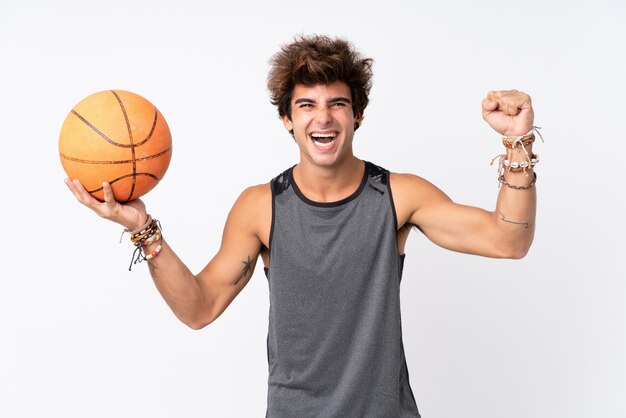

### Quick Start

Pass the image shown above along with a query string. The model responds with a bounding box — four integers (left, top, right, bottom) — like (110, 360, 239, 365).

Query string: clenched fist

(482, 90, 534, 137)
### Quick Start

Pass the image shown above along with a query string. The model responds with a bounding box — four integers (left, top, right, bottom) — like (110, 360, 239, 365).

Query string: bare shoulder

(228, 182, 272, 247)
(389, 172, 449, 201)
(390, 172, 433, 192)
(231, 182, 271, 219)
(389, 172, 452, 228)
(237, 182, 272, 205)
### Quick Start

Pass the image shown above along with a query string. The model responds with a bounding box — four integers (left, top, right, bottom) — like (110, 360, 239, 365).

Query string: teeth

(311, 133, 336, 138)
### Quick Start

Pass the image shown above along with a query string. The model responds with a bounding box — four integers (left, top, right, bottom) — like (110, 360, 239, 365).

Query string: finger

(70, 178, 100, 209)
(505, 100, 518, 116)
(481, 98, 498, 120)
(487, 91, 501, 101)
(64, 178, 84, 201)
(493, 95, 520, 116)
(481, 98, 498, 112)
(491, 89, 518, 97)
(512, 92, 532, 109)
(102, 182, 117, 208)
(65, 178, 86, 201)
(493, 90, 532, 114)
(502, 96, 531, 116)
(64, 178, 75, 192)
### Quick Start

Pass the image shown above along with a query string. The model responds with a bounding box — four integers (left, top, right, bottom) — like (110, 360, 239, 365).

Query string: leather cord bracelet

(120, 216, 163, 271)
(498, 172, 537, 190)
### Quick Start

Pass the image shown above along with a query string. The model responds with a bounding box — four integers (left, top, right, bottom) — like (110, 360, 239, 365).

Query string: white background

(1, 1, 625, 417)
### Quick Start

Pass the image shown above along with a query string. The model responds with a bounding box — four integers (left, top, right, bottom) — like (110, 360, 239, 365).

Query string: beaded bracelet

(493, 126, 543, 189)
(124, 217, 163, 271)
(491, 153, 538, 176)
(144, 244, 163, 260)
(503, 154, 539, 173)
(143, 231, 161, 246)
(498, 172, 537, 190)
(119, 214, 153, 243)
(131, 223, 159, 244)
(131, 218, 160, 242)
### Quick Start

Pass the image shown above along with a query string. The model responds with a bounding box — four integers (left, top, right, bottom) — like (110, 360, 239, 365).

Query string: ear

(282, 114, 293, 132)
(354, 111, 364, 131)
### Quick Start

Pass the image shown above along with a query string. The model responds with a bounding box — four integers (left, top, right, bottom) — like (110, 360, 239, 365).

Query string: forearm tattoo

(497, 209, 533, 229)
(234, 255, 254, 285)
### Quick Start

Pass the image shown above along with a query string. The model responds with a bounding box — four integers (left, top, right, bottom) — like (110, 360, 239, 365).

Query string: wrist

(490, 125, 543, 190)
(127, 214, 151, 234)
(124, 216, 163, 270)
(507, 144, 533, 159)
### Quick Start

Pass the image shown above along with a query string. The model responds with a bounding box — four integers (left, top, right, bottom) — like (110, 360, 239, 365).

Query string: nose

(314, 107, 333, 125)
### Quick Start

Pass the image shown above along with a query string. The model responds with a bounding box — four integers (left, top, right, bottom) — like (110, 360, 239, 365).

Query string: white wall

(1, 0, 624, 417)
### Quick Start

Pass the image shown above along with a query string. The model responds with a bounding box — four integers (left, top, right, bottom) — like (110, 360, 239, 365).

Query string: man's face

(283, 81, 362, 168)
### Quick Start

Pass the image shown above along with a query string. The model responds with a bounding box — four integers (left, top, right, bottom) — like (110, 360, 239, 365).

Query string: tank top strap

(270, 166, 292, 198)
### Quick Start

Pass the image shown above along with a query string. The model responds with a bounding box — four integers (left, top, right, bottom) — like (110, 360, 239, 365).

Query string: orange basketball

(59, 90, 172, 202)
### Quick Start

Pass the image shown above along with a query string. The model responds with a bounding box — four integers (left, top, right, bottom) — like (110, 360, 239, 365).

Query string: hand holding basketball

(65, 178, 148, 230)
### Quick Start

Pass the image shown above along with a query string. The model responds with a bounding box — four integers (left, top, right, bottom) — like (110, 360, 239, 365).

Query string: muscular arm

(391, 162, 535, 259)
(391, 89, 537, 259)
(143, 184, 271, 329)
(65, 178, 271, 329)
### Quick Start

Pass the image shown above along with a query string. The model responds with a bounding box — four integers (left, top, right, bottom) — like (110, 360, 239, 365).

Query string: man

(65, 35, 538, 417)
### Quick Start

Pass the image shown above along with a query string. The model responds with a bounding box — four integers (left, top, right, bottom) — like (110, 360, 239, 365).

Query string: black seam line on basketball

(87, 172, 161, 193)
(70, 108, 158, 148)
(111, 91, 136, 201)
(132, 109, 158, 147)
(71, 110, 134, 148)
(59, 147, 172, 164)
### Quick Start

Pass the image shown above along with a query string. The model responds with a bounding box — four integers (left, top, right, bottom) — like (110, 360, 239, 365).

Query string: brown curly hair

(267, 35, 374, 123)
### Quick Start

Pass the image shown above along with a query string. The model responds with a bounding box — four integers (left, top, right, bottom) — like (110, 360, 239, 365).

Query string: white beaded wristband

(503, 155, 540, 170)
(145, 244, 163, 260)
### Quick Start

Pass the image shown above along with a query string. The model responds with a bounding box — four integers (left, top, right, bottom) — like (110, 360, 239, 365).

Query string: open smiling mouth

(310, 132, 337, 148)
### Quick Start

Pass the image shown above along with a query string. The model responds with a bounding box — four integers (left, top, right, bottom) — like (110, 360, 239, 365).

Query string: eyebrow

(294, 97, 352, 105)
(329, 97, 352, 104)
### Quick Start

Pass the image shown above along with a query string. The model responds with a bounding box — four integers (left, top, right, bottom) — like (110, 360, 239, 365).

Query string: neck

(293, 156, 364, 203)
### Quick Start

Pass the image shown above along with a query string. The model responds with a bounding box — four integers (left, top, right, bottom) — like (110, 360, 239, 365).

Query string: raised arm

(65, 179, 270, 329)
(392, 90, 537, 259)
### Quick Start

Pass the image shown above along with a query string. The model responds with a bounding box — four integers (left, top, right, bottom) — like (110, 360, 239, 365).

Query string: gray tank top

(265, 161, 420, 417)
